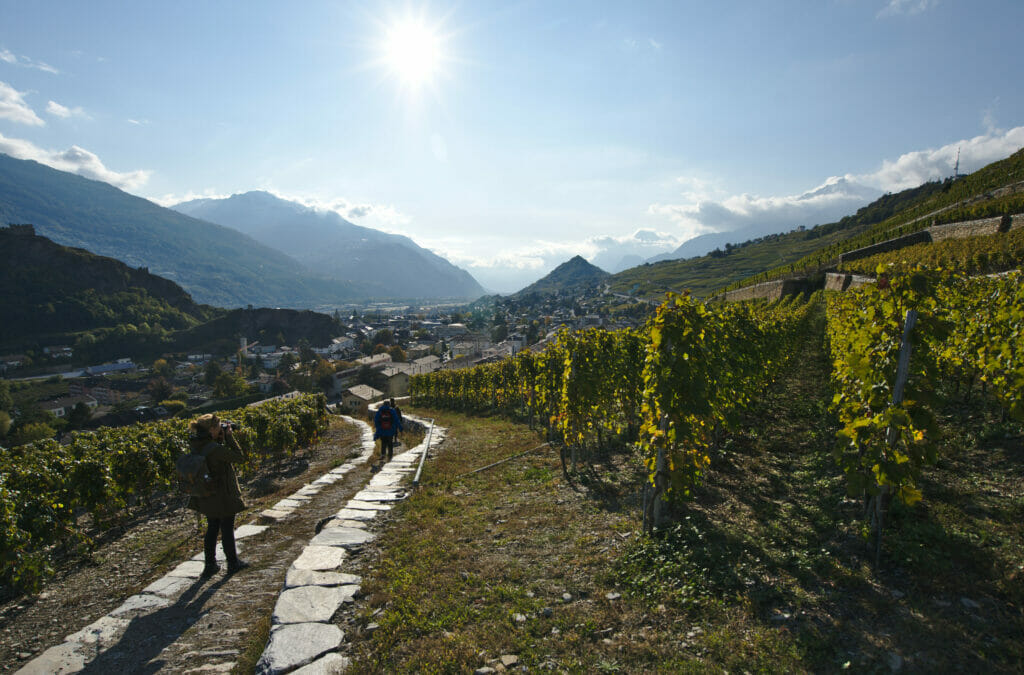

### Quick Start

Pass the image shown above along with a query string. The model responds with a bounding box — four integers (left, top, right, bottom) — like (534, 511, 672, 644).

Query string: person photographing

(187, 413, 250, 577)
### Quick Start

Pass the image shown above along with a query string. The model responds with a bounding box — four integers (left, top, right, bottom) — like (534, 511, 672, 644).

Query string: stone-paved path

(255, 415, 445, 674)
(14, 410, 444, 675)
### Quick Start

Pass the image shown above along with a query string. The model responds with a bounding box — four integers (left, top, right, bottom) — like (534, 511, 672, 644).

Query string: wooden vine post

(872, 308, 918, 568)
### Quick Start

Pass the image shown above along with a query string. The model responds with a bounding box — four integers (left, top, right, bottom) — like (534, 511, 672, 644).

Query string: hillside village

(0, 284, 655, 442)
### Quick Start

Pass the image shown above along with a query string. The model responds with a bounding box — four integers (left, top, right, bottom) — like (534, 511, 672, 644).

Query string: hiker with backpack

(373, 399, 403, 463)
(185, 413, 250, 577)
(389, 397, 404, 430)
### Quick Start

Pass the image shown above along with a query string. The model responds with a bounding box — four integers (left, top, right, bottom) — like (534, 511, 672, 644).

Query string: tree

(0, 411, 11, 437)
(152, 358, 174, 377)
(356, 365, 386, 391)
(372, 329, 394, 346)
(9, 421, 56, 447)
(0, 380, 11, 412)
(278, 353, 299, 372)
(526, 322, 540, 345)
(67, 401, 93, 428)
(387, 345, 407, 363)
(204, 360, 222, 386)
(213, 372, 248, 399)
(147, 376, 174, 403)
(298, 339, 316, 364)
(313, 358, 336, 393)
(491, 324, 508, 343)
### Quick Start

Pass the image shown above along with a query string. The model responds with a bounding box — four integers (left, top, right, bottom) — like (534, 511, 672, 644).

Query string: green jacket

(187, 433, 246, 518)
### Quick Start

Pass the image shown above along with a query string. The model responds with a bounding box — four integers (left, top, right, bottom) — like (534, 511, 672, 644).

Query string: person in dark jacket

(373, 399, 403, 463)
(188, 413, 249, 577)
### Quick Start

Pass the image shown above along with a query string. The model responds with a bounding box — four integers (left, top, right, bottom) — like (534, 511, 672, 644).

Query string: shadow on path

(81, 574, 230, 674)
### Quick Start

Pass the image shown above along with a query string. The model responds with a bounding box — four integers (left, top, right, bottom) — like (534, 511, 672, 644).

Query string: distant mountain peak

(514, 255, 609, 297)
(172, 191, 485, 300)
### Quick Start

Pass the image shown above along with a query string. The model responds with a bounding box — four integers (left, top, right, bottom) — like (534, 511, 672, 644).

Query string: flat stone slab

(312, 474, 342, 485)
(234, 524, 269, 540)
(309, 527, 375, 548)
(14, 641, 87, 674)
(369, 474, 406, 486)
(260, 509, 293, 521)
(290, 653, 351, 674)
(330, 464, 358, 475)
(292, 545, 347, 571)
(65, 615, 130, 647)
(285, 569, 361, 589)
(295, 485, 322, 496)
(168, 560, 208, 578)
(333, 508, 378, 521)
(109, 593, 171, 617)
(324, 519, 368, 530)
(344, 500, 391, 511)
(256, 623, 343, 675)
(353, 490, 406, 502)
(273, 498, 304, 510)
(272, 585, 358, 624)
(142, 574, 193, 598)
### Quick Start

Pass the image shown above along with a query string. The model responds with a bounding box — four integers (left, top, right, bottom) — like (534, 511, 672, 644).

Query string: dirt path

(1, 415, 390, 674)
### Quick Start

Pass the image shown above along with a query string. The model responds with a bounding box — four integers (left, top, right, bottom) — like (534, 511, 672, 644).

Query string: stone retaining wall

(838, 230, 931, 265)
(719, 278, 807, 302)
(824, 273, 875, 292)
(927, 215, 1008, 242)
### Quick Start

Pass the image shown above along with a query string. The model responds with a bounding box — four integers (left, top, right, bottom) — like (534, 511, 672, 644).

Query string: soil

(0, 417, 380, 673)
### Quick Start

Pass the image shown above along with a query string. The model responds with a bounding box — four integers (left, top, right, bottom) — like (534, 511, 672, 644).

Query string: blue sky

(2, 1, 1023, 292)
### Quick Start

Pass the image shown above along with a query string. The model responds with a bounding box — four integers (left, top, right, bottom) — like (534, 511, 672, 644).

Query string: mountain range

(172, 191, 485, 301)
(0, 153, 483, 307)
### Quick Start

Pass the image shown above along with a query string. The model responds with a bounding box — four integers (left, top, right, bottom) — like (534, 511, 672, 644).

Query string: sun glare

(382, 18, 443, 88)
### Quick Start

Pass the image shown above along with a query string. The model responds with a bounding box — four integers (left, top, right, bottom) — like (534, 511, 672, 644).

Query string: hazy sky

(2, 1, 1023, 292)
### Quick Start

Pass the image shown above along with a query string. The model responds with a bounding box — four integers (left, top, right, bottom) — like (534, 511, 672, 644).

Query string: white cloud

(0, 133, 151, 190)
(152, 187, 413, 234)
(0, 81, 44, 126)
(588, 229, 680, 272)
(855, 126, 1024, 192)
(877, 0, 939, 18)
(281, 193, 412, 229)
(0, 48, 58, 74)
(650, 126, 1024, 245)
(151, 189, 233, 207)
(46, 100, 87, 119)
(650, 175, 882, 240)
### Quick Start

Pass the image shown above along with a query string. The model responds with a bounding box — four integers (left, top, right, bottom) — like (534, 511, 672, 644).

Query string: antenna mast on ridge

(953, 147, 961, 179)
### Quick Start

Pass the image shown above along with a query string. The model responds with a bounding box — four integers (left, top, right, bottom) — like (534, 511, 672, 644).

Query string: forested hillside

(0, 225, 220, 349)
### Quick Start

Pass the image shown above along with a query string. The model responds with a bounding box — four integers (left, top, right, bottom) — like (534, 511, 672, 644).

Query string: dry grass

(340, 336, 1024, 673)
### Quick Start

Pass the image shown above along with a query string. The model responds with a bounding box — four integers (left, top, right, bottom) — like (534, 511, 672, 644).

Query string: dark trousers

(204, 514, 238, 565)
(380, 435, 395, 461)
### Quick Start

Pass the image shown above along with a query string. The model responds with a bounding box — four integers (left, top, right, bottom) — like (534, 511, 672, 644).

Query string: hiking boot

(200, 563, 220, 578)
(226, 559, 250, 575)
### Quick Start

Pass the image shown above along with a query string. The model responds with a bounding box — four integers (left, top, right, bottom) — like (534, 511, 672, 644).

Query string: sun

(381, 17, 444, 88)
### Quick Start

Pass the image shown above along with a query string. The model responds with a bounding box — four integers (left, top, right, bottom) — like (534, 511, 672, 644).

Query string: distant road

(7, 369, 86, 382)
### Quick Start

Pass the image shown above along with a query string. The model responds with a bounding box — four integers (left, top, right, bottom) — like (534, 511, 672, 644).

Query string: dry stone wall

(927, 215, 1008, 242)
